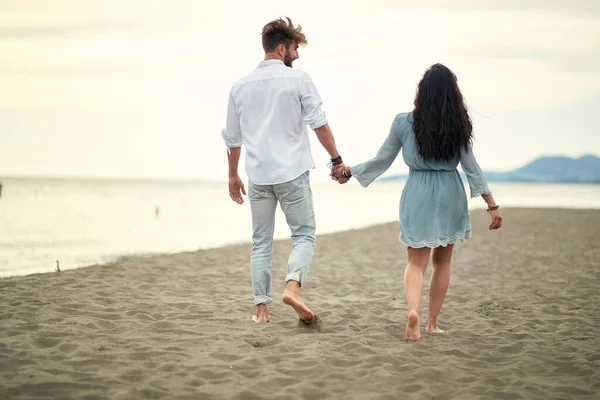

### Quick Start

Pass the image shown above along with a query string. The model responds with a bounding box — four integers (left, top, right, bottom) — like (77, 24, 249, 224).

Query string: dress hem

(399, 230, 471, 248)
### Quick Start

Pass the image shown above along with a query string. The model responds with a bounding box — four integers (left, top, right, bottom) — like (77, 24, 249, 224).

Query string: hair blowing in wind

(412, 64, 473, 162)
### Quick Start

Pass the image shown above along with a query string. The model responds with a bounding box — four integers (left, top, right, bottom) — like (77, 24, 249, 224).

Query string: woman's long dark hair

(412, 63, 473, 162)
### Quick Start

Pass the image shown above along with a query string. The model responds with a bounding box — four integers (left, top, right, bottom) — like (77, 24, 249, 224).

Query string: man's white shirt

(223, 59, 327, 185)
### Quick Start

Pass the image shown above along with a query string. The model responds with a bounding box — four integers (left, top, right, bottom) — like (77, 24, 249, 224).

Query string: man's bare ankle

(285, 280, 301, 292)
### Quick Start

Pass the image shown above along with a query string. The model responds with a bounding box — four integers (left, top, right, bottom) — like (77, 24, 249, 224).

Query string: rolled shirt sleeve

(223, 92, 243, 153)
(300, 72, 328, 130)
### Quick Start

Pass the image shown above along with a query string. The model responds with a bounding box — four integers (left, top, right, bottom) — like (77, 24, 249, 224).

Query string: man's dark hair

(262, 17, 307, 52)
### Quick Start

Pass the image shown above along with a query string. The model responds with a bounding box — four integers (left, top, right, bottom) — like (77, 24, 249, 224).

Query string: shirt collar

(257, 59, 284, 68)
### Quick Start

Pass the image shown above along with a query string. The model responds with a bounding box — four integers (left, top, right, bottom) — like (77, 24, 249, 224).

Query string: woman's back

(394, 112, 461, 172)
(341, 62, 502, 342)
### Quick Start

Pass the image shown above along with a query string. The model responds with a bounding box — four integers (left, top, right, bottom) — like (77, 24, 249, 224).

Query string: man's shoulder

(231, 71, 254, 90)
(285, 66, 309, 76)
(289, 68, 311, 80)
(232, 64, 307, 89)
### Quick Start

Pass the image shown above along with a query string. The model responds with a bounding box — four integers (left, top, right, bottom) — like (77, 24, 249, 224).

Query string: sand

(1, 208, 599, 399)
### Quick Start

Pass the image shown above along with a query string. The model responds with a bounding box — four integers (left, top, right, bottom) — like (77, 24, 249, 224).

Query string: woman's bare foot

(252, 305, 269, 324)
(404, 310, 421, 342)
(282, 281, 318, 325)
(425, 315, 445, 333)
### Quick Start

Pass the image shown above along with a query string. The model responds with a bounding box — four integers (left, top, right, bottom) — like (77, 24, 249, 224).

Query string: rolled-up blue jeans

(248, 171, 316, 305)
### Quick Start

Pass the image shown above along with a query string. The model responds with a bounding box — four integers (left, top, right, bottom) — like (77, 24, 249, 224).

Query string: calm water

(1, 177, 599, 278)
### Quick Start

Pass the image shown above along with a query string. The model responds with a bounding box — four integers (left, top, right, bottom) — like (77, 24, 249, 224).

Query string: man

(222, 17, 346, 324)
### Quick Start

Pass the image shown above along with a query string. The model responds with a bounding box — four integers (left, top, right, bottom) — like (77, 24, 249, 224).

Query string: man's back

(225, 60, 326, 185)
(223, 17, 343, 326)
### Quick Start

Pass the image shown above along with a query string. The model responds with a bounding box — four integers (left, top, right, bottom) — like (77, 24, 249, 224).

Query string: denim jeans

(248, 171, 316, 305)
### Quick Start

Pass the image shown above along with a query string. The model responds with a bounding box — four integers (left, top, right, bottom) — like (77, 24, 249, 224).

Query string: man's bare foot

(404, 310, 421, 342)
(282, 281, 318, 325)
(252, 305, 269, 324)
(425, 327, 445, 333)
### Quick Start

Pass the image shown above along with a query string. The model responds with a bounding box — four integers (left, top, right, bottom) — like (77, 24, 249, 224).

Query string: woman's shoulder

(392, 112, 413, 125)
(391, 112, 413, 137)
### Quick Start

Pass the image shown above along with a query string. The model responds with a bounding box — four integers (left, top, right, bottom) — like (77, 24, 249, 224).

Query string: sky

(0, 0, 598, 181)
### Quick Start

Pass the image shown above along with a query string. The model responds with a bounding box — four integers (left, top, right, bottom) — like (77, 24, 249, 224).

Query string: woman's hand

(488, 209, 503, 230)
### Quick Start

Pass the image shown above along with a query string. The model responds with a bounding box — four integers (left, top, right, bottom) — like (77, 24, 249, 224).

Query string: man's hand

(229, 175, 246, 204)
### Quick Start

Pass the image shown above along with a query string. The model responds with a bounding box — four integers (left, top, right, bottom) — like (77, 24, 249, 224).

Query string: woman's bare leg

(427, 244, 454, 332)
(404, 247, 431, 341)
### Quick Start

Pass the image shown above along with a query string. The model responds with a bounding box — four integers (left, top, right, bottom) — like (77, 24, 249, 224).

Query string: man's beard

(284, 53, 294, 67)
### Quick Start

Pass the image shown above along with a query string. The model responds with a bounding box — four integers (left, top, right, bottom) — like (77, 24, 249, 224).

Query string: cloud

(0, 0, 598, 179)
(0, 23, 132, 39)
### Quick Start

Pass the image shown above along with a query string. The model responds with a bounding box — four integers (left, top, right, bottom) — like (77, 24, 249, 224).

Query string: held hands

(330, 163, 350, 184)
(328, 155, 350, 184)
(228, 175, 246, 204)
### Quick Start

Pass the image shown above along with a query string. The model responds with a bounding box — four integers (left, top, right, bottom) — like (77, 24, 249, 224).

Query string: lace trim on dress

(471, 186, 492, 198)
(399, 230, 472, 248)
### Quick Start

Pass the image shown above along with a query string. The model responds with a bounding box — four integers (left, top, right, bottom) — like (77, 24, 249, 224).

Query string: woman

(334, 63, 503, 342)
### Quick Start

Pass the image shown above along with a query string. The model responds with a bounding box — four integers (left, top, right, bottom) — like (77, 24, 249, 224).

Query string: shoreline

(3, 205, 600, 281)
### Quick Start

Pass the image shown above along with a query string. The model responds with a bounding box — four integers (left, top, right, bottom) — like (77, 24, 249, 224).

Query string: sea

(1, 177, 599, 278)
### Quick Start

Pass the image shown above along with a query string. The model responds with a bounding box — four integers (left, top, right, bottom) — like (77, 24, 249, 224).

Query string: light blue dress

(350, 112, 492, 248)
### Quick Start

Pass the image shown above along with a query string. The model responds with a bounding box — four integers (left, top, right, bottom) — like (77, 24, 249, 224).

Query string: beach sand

(1, 208, 599, 399)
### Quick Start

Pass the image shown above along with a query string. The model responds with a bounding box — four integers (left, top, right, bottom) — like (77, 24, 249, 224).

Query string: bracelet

(487, 205, 500, 212)
(330, 155, 343, 166)
(342, 167, 352, 178)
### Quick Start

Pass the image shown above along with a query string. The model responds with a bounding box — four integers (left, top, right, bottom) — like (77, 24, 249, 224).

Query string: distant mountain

(507, 155, 600, 182)
(380, 154, 600, 183)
